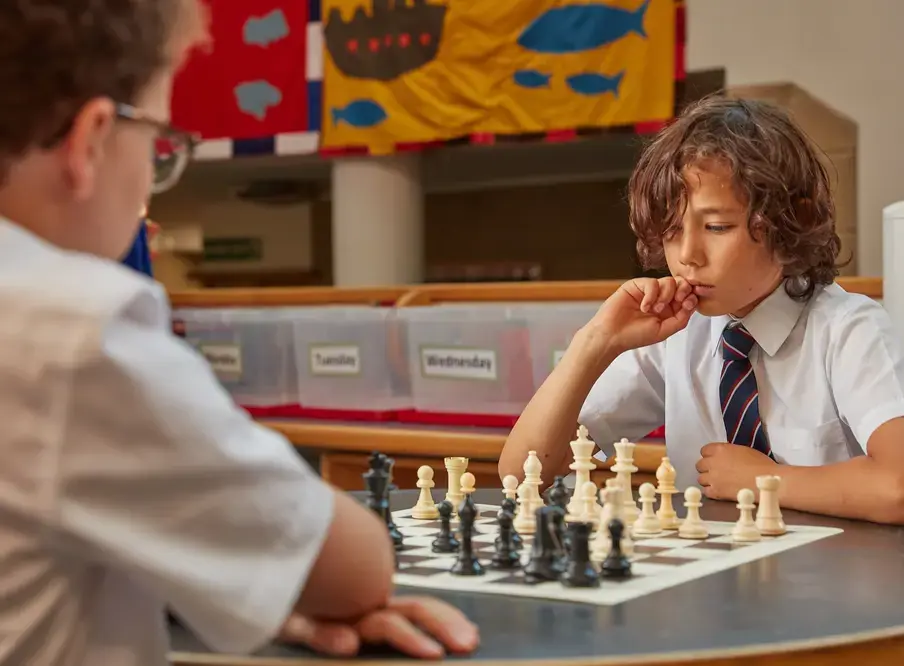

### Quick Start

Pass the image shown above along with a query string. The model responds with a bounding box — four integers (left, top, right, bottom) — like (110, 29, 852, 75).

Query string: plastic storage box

(172, 307, 298, 415)
(290, 306, 411, 421)
(519, 301, 600, 389)
(398, 303, 535, 426)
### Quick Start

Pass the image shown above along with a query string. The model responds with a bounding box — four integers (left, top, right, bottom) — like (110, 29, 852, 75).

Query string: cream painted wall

(686, 0, 904, 276)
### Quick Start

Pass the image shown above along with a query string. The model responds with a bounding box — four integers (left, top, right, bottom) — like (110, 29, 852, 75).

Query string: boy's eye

(706, 224, 733, 233)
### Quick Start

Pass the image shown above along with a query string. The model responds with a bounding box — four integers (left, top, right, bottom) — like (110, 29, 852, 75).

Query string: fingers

(635, 279, 660, 313)
(386, 597, 480, 654)
(279, 614, 360, 657)
(695, 457, 710, 473)
(674, 276, 694, 303)
(356, 609, 446, 660)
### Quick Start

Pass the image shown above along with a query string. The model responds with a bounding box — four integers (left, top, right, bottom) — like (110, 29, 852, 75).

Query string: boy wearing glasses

(0, 1, 477, 664)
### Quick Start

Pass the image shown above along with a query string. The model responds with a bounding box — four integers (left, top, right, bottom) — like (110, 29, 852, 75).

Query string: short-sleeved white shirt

(0, 220, 334, 665)
(579, 280, 904, 489)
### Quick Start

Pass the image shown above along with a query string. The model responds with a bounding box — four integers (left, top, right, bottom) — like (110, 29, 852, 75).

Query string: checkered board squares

(392, 504, 843, 606)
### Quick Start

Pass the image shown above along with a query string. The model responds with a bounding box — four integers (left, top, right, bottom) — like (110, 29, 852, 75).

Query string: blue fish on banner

(518, 0, 650, 54)
(513, 69, 553, 89)
(331, 99, 388, 128)
(566, 71, 625, 96)
(234, 80, 283, 120)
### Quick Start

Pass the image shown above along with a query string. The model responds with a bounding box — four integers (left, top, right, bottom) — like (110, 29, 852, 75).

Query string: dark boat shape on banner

(325, 0, 448, 81)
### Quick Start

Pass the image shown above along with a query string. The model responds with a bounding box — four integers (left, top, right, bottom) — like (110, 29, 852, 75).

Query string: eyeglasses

(116, 103, 198, 194)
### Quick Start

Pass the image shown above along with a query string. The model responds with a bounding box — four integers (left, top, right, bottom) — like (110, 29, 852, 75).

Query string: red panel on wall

(171, 0, 309, 140)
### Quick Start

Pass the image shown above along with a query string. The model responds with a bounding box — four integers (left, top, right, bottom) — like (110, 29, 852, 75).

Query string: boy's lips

(684, 279, 715, 296)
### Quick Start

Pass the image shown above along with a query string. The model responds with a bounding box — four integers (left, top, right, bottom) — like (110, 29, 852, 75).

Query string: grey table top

(169, 488, 904, 665)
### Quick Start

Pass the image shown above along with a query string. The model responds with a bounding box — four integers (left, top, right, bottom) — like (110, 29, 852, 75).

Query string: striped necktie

(719, 322, 774, 459)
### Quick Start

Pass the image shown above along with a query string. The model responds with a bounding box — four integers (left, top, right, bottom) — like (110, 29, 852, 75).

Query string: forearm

(499, 327, 618, 485)
(293, 490, 395, 620)
(777, 457, 904, 524)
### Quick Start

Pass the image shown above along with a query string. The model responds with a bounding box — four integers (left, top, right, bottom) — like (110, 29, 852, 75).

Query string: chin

(693, 298, 730, 317)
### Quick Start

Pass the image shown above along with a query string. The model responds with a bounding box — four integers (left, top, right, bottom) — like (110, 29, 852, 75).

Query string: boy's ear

(60, 97, 116, 201)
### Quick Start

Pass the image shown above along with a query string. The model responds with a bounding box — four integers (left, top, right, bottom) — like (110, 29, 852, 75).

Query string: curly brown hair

(627, 94, 846, 300)
(0, 0, 205, 180)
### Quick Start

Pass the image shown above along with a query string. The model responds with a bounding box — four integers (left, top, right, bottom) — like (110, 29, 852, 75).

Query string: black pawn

(499, 497, 523, 550)
(450, 495, 484, 576)
(431, 500, 459, 553)
(601, 518, 632, 579)
(490, 505, 521, 570)
(546, 476, 570, 510)
(560, 522, 599, 588)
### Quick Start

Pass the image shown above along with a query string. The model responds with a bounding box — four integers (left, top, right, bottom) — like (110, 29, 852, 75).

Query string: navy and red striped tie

(719, 322, 774, 459)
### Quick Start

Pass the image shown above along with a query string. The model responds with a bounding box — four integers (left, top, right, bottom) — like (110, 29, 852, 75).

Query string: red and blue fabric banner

(171, 0, 320, 144)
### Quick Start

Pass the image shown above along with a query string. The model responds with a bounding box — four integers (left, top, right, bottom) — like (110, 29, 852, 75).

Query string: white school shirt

(0, 220, 334, 666)
(579, 281, 904, 490)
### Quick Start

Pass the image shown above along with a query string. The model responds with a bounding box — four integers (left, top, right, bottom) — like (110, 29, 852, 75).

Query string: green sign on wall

(203, 237, 263, 262)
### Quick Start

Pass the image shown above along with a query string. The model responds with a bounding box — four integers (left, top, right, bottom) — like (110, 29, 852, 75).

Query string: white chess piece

(591, 486, 613, 562)
(411, 465, 439, 519)
(513, 482, 536, 534)
(611, 438, 640, 524)
(566, 426, 596, 515)
(515, 450, 545, 527)
(459, 472, 477, 518)
(577, 480, 599, 526)
(655, 456, 680, 529)
(633, 482, 662, 536)
(678, 486, 708, 539)
(444, 456, 468, 516)
(755, 475, 786, 535)
(732, 488, 761, 542)
(502, 475, 519, 501)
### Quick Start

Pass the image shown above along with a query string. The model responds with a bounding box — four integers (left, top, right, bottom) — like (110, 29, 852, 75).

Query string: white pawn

(678, 486, 708, 539)
(732, 488, 761, 542)
(577, 480, 599, 526)
(412, 465, 439, 519)
(633, 482, 662, 536)
(502, 475, 519, 501)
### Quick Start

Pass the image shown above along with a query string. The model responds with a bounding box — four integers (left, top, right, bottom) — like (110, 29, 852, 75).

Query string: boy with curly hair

(501, 96, 904, 525)
(0, 1, 477, 664)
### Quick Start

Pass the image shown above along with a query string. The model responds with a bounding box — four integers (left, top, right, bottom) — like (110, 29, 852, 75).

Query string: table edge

(169, 623, 904, 666)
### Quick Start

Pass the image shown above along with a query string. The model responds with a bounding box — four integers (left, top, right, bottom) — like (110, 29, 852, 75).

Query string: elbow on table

(875, 475, 904, 525)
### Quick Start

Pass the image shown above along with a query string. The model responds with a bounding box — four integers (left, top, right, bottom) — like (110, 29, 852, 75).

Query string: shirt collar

(710, 281, 809, 357)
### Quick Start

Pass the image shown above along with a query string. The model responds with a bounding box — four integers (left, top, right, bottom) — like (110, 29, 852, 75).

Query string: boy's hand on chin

(586, 277, 699, 356)
(695, 443, 777, 501)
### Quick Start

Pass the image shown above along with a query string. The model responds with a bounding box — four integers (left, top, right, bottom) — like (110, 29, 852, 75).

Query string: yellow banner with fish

(320, 0, 675, 154)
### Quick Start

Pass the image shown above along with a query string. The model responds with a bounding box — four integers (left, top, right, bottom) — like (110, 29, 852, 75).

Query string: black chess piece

(560, 521, 600, 588)
(499, 497, 523, 550)
(363, 451, 403, 550)
(523, 505, 567, 583)
(450, 494, 484, 576)
(489, 504, 521, 570)
(431, 500, 459, 553)
(546, 476, 570, 510)
(601, 518, 632, 579)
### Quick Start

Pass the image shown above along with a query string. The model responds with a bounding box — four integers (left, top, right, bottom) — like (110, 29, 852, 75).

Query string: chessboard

(392, 504, 842, 606)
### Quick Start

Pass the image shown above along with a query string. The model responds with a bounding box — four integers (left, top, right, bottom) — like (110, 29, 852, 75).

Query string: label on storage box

(420, 347, 497, 381)
(200, 344, 243, 377)
(309, 344, 361, 376)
